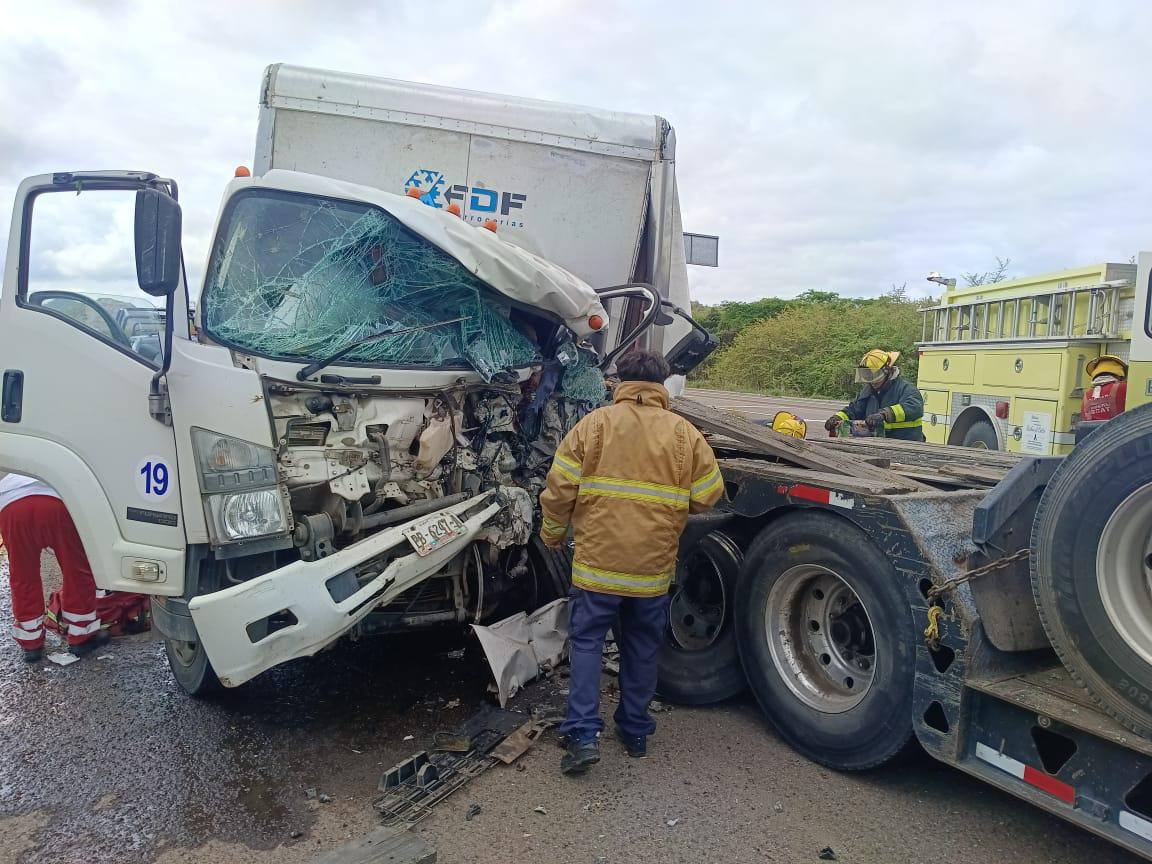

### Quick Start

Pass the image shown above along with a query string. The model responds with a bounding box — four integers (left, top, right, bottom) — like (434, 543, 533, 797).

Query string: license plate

(403, 511, 465, 557)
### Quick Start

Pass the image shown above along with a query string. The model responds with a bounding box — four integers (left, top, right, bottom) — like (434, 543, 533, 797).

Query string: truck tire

(527, 535, 572, 603)
(657, 530, 746, 705)
(1032, 403, 1152, 737)
(164, 635, 221, 697)
(735, 512, 917, 770)
(961, 417, 999, 450)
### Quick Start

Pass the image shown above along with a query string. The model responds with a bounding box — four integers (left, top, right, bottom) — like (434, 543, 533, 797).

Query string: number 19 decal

(135, 457, 173, 501)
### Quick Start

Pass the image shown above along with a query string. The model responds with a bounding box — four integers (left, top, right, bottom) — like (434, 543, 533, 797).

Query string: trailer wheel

(736, 512, 917, 770)
(657, 530, 746, 704)
(1032, 403, 1152, 737)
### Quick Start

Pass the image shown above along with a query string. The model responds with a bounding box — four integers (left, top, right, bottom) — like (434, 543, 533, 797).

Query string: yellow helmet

(855, 349, 900, 385)
(1085, 354, 1127, 380)
(771, 411, 807, 439)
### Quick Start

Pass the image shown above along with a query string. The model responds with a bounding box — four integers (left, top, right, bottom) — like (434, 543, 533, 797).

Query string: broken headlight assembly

(192, 428, 289, 546)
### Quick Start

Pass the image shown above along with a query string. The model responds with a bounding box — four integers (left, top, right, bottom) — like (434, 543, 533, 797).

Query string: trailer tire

(1032, 403, 1152, 738)
(736, 512, 917, 770)
(527, 535, 572, 602)
(657, 530, 746, 705)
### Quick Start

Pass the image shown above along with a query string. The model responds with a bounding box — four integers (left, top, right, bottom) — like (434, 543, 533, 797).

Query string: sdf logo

(403, 169, 528, 228)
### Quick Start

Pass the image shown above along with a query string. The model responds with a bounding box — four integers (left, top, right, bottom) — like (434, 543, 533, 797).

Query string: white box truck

(0, 64, 713, 693)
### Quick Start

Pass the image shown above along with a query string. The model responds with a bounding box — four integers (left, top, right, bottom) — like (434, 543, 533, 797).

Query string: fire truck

(916, 259, 1151, 452)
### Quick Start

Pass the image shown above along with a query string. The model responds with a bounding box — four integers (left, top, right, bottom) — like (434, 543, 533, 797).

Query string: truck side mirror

(134, 188, 182, 297)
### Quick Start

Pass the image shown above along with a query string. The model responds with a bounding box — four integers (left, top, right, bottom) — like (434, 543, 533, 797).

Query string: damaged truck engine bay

(193, 181, 626, 655)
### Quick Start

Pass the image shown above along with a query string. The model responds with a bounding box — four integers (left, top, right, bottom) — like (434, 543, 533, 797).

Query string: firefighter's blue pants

(559, 587, 669, 743)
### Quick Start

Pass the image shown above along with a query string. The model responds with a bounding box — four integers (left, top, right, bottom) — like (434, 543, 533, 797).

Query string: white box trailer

(255, 64, 698, 370)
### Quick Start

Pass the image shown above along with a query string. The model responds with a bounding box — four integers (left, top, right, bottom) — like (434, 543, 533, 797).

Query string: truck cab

(0, 68, 713, 693)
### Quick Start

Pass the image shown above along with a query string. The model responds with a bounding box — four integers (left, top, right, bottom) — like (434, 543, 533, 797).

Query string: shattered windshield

(201, 190, 540, 379)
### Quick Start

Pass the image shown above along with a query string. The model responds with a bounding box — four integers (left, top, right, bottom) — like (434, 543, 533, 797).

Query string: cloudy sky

(1, 0, 1149, 304)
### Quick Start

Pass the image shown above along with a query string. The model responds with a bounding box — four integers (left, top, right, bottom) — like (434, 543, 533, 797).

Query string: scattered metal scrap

(310, 825, 436, 864)
(374, 705, 551, 826)
(472, 598, 569, 706)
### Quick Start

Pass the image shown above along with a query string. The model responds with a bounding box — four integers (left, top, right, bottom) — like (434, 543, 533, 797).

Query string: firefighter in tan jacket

(540, 350, 723, 774)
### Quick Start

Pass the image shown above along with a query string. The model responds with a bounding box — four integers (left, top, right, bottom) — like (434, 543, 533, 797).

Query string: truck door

(0, 172, 187, 594)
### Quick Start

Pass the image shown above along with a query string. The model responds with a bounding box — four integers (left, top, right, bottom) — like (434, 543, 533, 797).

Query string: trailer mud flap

(189, 492, 502, 687)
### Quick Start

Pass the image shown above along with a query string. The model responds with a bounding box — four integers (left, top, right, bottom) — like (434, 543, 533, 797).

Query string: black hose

(359, 492, 471, 531)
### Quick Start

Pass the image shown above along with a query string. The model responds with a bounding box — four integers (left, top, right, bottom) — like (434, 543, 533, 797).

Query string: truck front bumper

(188, 492, 501, 687)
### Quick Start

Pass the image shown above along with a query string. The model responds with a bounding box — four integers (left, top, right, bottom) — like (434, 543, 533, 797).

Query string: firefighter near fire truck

(824, 349, 926, 441)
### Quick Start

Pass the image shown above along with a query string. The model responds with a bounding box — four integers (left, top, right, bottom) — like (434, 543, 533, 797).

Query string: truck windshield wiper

(295, 316, 471, 381)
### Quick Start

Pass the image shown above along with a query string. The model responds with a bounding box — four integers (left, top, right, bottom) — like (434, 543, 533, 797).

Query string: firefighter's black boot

(560, 737, 600, 775)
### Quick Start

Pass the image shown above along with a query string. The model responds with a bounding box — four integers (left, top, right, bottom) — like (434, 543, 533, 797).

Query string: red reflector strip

(975, 742, 1075, 804)
(1022, 765, 1075, 804)
(782, 484, 855, 510)
(787, 484, 830, 504)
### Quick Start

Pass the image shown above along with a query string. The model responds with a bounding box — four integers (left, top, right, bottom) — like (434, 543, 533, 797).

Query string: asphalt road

(0, 552, 1142, 864)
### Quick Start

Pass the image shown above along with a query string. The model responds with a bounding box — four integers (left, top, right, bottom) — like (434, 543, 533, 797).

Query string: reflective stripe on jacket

(837, 369, 925, 441)
(539, 380, 723, 597)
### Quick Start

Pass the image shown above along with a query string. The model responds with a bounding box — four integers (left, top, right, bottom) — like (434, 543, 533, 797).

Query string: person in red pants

(0, 473, 109, 662)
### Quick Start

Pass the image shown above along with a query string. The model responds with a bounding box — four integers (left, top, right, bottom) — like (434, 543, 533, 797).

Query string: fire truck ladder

(920, 280, 1131, 346)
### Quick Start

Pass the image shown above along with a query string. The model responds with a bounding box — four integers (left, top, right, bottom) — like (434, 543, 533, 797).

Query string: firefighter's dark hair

(615, 350, 670, 384)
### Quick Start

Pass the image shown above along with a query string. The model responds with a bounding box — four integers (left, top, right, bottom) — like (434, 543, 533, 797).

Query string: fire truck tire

(960, 417, 999, 450)
(735, 512, 917, 770)
(657, 531, 747, 705)
(1032, 403, 1152, 738)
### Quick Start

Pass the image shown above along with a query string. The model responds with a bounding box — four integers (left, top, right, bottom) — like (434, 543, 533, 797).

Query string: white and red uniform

(0, 474, 100, 650)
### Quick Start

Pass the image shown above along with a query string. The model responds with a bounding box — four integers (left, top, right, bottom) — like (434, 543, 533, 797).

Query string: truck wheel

(164, 636, 221, 697)
(1032, 403, 1152, 737)
(735, 512, 917, 770)
(961, 417, 999, 450)
(657, 530, 746, 704)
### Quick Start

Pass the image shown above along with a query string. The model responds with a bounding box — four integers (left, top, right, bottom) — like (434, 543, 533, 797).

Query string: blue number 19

(140, 461, 169, 496)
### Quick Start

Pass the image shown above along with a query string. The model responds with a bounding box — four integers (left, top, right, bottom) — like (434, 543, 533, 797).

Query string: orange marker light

(446, 203, 462, 217)
(588, 314, 605, 331)
(406, 187, 423, 199)
(234, 165, 251, 178)
(482, 219, 498, 232)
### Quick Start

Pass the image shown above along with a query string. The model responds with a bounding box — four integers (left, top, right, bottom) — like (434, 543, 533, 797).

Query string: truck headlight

(193, 428, 289, 545)
(207, 489, 288, 541)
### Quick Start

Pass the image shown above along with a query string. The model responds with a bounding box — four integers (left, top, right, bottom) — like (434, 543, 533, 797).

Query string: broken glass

(202, 191, 540, 380)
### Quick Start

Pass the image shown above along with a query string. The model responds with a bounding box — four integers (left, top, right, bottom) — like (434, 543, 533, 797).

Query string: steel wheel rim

(1097, 484, 1152, 666)
(669, 533, 738, 651)
(765, 564, 877, 713)
(169, 640, 200, 668)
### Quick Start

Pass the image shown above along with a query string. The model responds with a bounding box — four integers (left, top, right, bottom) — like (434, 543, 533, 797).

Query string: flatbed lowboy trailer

(663, 398, 1152, 859)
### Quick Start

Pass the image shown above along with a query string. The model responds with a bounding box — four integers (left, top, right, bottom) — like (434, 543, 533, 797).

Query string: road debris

(491, 720, 548, 764)
(774, 802, 785, 814)
(533, 805, 547, 815)
(47, 652, 79, 666)
(319, 793, 333, 804)
(819, 847, 838, 860)
(311, 825, 436, 864)
(666, 817, 680, 827)
(444, 698, 462, 709)
(96, 654, 113, 661)
(472, 598, 569, 706)
(305, 787, 318, 800)
(374, 705, 527, 826)
(465, 803, 482, 821)
(433, 732, 472, 753)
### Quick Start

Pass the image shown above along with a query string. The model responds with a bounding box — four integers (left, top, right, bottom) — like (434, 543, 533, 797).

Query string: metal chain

(927, 548, 1031, 600)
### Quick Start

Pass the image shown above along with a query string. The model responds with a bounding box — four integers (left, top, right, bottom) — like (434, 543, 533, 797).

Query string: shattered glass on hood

(203, 193, 540, 380)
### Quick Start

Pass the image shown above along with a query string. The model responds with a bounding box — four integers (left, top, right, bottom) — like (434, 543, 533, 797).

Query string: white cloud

(1, 0, 1150, 307)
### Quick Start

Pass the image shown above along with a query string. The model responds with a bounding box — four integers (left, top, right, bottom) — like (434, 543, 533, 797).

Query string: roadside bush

(704, 297, 923, 400)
